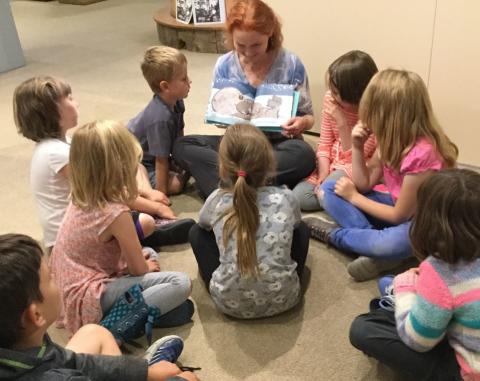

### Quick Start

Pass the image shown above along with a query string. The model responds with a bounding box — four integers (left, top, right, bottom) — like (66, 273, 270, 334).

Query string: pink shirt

(50, 202, 129, 333)
(383, 138, 444, 201)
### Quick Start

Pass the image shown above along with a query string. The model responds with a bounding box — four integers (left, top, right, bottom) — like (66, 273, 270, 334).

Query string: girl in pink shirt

(304, 69, 458, 281)
(292, 50, 377, 211)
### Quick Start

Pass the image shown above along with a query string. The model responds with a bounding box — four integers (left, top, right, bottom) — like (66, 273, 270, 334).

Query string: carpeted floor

(0, 1, 409, 380)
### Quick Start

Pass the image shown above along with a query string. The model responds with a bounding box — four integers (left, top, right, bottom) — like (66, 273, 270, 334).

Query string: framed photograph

(193, 0, 226, 25)
(176, 0, 193, 24)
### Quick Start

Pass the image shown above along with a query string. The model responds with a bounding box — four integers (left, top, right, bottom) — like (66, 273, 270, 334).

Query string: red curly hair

(225, 0, 283, 52)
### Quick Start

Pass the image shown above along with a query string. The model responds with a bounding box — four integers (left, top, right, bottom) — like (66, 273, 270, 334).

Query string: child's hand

(325, 99, 348, 128)
(351, 121, 371, 149)
(157, 204, 177, 220)
(334, 177, 358, 201)
(147, 361, 183, 381)
(149, 189, 171, 206)
(147, 258, 160, 272)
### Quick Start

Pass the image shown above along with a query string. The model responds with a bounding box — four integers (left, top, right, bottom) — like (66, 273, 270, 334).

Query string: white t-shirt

(30, 138, 70, 248)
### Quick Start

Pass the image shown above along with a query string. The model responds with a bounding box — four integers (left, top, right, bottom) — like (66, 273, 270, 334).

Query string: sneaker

(154, 218, 176, 228)
(347, 256, 404, 282)
(302, 216, 336, 244)
(142, 218, 196, 247)
(144, 335, 184, 366)
(377, 275, 395, 297)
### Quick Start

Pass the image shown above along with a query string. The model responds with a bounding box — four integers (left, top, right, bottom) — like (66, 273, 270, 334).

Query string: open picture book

(205, 78, 300, 132)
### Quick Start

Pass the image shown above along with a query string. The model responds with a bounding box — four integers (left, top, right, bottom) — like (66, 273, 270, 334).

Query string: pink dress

(50, 202, 129, 333)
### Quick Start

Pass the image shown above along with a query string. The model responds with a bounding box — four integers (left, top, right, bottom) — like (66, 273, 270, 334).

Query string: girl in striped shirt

(350, 169, 480, 381)
(292, 50, 378, 211)
(305, 69, 458, 281)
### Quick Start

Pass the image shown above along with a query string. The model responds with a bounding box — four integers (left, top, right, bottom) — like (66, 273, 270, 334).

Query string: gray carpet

(0, 1, 409, 380)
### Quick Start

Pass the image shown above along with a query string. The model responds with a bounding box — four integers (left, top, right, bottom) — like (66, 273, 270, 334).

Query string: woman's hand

(334, 177, 358, 201)
(351, 121, 372, 150)
(281, 115, 313, 138)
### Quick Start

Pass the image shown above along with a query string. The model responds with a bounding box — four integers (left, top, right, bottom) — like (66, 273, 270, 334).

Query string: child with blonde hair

(189, 124, 309, 319)
(50, 121, 193, 333)
(293, 50, 378, 211)
(350, 169, 480, 381)
(128, 46, 191, 198)
(14, 76, 192, 252)
(304, 69, 458, 281)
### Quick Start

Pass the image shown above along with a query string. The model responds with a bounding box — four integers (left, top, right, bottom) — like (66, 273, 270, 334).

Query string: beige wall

(265, 0, 479, 166)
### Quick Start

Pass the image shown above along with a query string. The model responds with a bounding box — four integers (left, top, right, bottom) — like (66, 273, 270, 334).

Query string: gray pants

(292, 169, 346, 211)
(100, 251, 191, 315)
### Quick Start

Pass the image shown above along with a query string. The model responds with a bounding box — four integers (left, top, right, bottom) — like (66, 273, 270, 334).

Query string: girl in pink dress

(50, 120, 192, 333)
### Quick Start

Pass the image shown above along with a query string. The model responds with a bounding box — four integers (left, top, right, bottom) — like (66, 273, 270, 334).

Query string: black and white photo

(176, 0, 193, 24)
(193, 0, 226, 25)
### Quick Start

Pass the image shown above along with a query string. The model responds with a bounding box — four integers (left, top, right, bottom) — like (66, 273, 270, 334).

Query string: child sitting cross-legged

(350, 169, 480, 381)
(0, 233, 198, 381)
(128, 46, 191, 198)
(50, 120, 193, 335)
(189, 124, 309, 319)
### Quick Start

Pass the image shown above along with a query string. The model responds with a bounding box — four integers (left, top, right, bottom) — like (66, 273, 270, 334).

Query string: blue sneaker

(377, 275, 395, 297)
(144, 335, 184, 366)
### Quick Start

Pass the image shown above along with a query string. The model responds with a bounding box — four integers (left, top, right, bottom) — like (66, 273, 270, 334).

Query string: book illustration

(252, 95, 283, 119)
(211, 87, 254, 119)
(193, 0, 226, 25)
(205, 79, 298, 131)
(176, 0, 193, 24)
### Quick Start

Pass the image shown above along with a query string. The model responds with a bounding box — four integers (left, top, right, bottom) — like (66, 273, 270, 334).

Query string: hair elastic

(237, 170, 247, 178)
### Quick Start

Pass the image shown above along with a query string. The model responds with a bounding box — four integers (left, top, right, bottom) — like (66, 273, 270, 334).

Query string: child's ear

(159, 80, 169, 93)
(23, 302, 47, 329)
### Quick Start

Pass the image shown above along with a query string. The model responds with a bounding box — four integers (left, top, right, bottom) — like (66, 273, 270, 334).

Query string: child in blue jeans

(304, 69, 458, 281)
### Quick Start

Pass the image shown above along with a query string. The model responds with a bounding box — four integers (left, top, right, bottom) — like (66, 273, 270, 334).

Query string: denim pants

(292, 169, 347, 211)
(321, 180, 412, 260)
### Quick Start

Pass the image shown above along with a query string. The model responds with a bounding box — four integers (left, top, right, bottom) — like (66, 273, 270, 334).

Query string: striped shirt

(394, 256, 480, 380)
(306, 92, 376, 184)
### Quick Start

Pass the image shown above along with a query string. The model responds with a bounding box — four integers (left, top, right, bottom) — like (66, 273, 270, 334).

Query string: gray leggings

(100, 251, 191, 315)
(292, 169, 347, 211)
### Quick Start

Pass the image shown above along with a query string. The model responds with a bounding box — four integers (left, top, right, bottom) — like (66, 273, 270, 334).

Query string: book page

(205, 78, 256, 125)
(250, 84, 295, 128)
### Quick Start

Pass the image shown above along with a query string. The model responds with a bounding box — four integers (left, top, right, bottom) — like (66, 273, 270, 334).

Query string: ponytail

(223, 174, 260, 277)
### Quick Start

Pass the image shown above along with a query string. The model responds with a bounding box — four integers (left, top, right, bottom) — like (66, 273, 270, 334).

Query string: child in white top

(14, 76, 77, 249)
(14, 76, 192, 251)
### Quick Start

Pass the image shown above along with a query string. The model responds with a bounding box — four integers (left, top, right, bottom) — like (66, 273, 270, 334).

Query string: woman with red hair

(173, 0, 316, 199)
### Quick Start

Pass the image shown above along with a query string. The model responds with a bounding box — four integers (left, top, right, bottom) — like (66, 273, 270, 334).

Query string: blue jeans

(321, 180, 412, 260)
